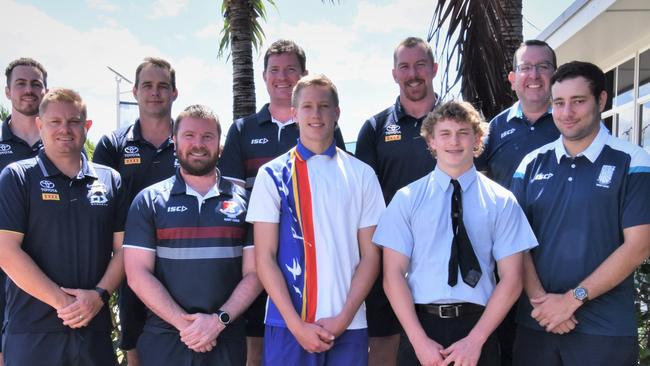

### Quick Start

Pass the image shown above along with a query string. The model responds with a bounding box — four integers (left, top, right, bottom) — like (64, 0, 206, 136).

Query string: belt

(415, 303, 484, 319)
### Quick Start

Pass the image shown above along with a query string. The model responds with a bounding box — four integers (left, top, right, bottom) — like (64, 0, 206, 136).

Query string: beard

(178, 149, 219, 176)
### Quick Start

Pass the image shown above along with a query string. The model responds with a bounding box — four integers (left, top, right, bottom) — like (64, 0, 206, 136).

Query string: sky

(0, 0, 572, 144)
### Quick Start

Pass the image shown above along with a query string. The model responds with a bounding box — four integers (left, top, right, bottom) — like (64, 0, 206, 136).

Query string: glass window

(640, 49, 650, 99)
(642, 102, 650, 153)
(617, 108, 634, 143)
(615, 58, 635, 107)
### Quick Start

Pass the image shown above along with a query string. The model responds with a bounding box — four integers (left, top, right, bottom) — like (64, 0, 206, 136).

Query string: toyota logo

(0, 144, 10, 152)
(124, 146, 139, 154)
(40, 180, 55, 189)
(385, 124, 400, 134)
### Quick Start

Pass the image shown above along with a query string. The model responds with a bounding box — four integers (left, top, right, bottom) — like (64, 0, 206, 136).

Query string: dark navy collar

(392, 95, 440, 123)
(36, 149, 97, 179)
(506, 101, 552, 123)
(296, 139, 337, 160)
(126, 119, 174, 145)
(256, 104, 273, 125)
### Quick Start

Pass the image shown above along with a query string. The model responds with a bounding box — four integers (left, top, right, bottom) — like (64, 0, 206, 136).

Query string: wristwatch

(216, 310, 231, 326)
(94, 286, 110, 304)
(572, 286, 589, 303)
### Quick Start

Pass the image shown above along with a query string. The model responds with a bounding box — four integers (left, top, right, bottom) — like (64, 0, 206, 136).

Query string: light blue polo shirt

(373, 165, 538, 306)
(512, 124, 650, 336)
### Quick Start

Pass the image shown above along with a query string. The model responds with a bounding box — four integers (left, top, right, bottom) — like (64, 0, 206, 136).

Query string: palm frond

(217, 0, 278, 60)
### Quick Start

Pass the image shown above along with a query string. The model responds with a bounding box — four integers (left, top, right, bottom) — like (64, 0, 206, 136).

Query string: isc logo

(251, 138, 269, 145)
(167, 206, 188, 213)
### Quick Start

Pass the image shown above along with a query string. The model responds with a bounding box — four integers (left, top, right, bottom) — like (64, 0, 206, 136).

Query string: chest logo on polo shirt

(167, 205, 188, 213)
(384, 124, 402, 142)
(87, 181, 109, 206)
(251, 138, 269, 145)
(532, 172, 553, 181)
(219, 200, 243, 222)
(0, 144, 12, 155)
(40, 180, 59, 201)
(123, 145, 141, 165)
(596, 165, 615, 188)
(500, 128, 516, 139)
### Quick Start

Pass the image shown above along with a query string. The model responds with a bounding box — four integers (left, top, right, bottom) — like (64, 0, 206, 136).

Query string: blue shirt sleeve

(492, 192, 538, 260)
(622, 151, 650, 229)
(354, 119, 378, 172)
(372, 188, 414, 258)
(0, 164, 28, 234)
(218, 122, 246, 182)
(92, 134, 119, 169)
(123, 189, 157, 250)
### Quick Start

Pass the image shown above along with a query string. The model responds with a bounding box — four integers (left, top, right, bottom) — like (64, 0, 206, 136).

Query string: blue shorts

(263, 325, 368, 366)
(513, 325, 638, 366)
(3, 330, 115, 366)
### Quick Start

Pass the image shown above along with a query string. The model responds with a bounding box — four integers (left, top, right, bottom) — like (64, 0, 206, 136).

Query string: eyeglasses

(515, 62, 555, 74)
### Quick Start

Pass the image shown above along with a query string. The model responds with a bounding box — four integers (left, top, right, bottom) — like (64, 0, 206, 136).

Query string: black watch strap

(94, 287, 110, 304)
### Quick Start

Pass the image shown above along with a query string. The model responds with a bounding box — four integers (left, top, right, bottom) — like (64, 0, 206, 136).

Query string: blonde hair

(421, 100, 486, 156)
(39, 88, 87, 121)
(291, 74, 339, 107)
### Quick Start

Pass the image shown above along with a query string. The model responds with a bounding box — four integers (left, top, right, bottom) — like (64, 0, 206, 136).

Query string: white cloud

(85, 0, 119, 12)
(195, 24, 222, 40)
(354, 0, 432, 35)
(149, 0, 190, 19)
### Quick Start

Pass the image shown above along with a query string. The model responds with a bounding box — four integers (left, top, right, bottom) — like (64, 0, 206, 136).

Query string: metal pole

(116, 76, 121, 129)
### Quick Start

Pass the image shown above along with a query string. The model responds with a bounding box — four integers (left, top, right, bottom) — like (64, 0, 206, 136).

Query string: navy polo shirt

(123, 170, 252, 335)
(355, 97, 436, 204)
(218, 103, 347, 189)
(0, 150, 127, 333)
(0, 116, 42, 170)
(93, 119, 177, 203)
(476, 102, 559, 189)
(512, 125, 650, 336)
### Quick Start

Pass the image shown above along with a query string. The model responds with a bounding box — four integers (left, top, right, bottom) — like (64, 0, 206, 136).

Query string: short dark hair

(5, 57, 48, 88)
(134, 57, 176, 91)
(263, 39, 307, 73)
(173, 104, 221, 137)
(393, 37, 435, 66)
(512, 40, 557, 70)
(551, 61, 606, 100)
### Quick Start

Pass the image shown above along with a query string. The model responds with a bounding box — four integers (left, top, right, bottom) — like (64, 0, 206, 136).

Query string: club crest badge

(219, 200, 244, 222)
(596, 165, 615, 188)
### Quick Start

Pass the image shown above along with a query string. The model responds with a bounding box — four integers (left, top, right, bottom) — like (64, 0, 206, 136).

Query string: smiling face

(426, 118, 480, 175)
(292, 84, 340, 152)
(551, 76, 605, 145)
(133, 64, 177, 119)
(392, 43, 437, 103)
(263, 52, 306, 105)
(5, 65, 46, 117)
(509, 45, 555, 108)
(173, 116, 220, 177)
(36, 101, 90, 157)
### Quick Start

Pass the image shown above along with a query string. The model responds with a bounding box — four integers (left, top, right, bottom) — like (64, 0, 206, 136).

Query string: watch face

(219, 311, 231, 324)
(575, 287, 587, 300)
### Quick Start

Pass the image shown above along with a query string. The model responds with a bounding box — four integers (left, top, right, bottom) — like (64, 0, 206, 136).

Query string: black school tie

(448, 179, 482, 288)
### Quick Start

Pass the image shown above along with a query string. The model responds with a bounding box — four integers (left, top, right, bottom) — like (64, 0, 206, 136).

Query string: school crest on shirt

(384, 124, 402, 142)
(596, 165, 615, 188)
(219, 200, 243, 222)
(123, 145, 141, 165)
(40, 179, 59, 201)
(87, 181, 109, 206)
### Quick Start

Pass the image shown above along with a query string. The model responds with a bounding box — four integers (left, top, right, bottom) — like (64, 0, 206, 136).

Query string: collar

(170, 168, 225, 197)
(554, 123, 609, 163)
(256, 104, 273, 125)
(36, 149, 97, 179)
(392, 95, 440, 123)
(126, 119, 174, 144)
(295, 139, 337, 160)
(433, 165, 477, 193)
(271, 115, 296, 127)
(506, 101, 552, 123)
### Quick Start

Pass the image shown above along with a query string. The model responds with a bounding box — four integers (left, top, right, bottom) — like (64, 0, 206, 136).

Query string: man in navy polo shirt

(474, 40, 560, 366)
(511, 61, 650, 365)
(476, 40, 560, 189)
(1, 57, 48, 365)
(0, 88, 126, 365)
(124, 105, 261, 366)
(93, 57, 179, 365)
(218, 39, 345, 365)
(376, 100, 537, 366)
(354, 36, 439, 365)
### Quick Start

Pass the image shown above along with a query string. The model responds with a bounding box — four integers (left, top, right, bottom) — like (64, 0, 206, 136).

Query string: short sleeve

(359, 166, 385, 228)
(621, 151, 650, 229)
(111, 170, 129, 233)
(491, 192, 538, 261)
(246, 166, 281, 224)
(92, 134, 119, 169)
(123, 190, 157, 250)
(218, 122, 246, 184)
(372, 188, 415, 258)
(0, 165, 28, 234)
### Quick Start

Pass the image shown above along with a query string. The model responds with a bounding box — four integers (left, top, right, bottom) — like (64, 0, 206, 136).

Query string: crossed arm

(524, 224, 650, 333)
(125, 246, 261, 353)
(0, 230, 124, 328)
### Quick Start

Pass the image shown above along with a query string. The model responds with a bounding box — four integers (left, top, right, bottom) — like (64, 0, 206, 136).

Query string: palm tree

(0, 104, 9, 121)
(428, 0, 522, 120)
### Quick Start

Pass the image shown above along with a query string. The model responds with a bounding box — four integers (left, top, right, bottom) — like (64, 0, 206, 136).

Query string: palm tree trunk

(228, 0, 256, 120)
(499, 0, 522, 108)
